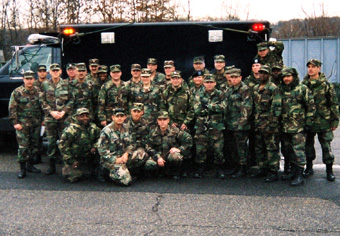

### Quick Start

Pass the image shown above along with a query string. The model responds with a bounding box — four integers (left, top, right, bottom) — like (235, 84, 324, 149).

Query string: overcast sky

(187, 0, 340, 23)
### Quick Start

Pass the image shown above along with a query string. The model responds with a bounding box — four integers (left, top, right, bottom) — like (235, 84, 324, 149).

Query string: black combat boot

(281, 165, 296, 181)
(18, 162, 27, 179)
(326, 164, 336, 182)
(232, 165, 246, 179)
(264, 171, 279, 183)
(27, 159, 41, 173)
(46, 158, 56, 175)
(303, 161, 313, 178)
(97, 166, 106, 183)
(290, 166, 304, 186)
(194, 164, 204, 178)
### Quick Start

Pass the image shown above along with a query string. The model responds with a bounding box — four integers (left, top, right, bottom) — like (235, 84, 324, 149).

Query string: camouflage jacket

(69, 79, 94, 116)
(151, 72, 166, 88)
(211, 69, 228, 91)
(192, 88, 226, 131)
(97, 122, 135, 167)
(146, 125, 193, 160)
(244, 72, 261, 92)
(189, 85, 205, 97)
(97, 80, 128, 122)
(124, 79, 143, 111)
(39, 78, 73, 123)
(253, 80, 282, 133)
(254, 41, 284, 68)
(9, 85, 42, 127)
(302, 73, 339, 131)
(124, 117, 150, 149)
(225, 82, 253, 131)
(58, 119, 100, 165)
(161, 85, 193, 126)
(280, 76, 315, 133)
(33, 79, 47, 91)
(92, 77, 109, 109)
(188, 68, 210, 89)
(86, 73, 98, 83)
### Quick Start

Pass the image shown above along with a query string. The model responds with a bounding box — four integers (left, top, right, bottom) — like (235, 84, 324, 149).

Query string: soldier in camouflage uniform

(58, 108, 101, 183)
(189, 70, 205, 96)
(34, 65, 48, 90)
(92, 65, 109, 126)
(255, 41, 284, 69)
(70, 63, 94, 118)
(225, 68, 253, 178)
(252, 65, 282, 182)
(97, 64, 128, 127)
(162, 60, 176, 91)
(65, 63, 77, 82)
(98, 108, 143, 186)
(244, 58, 262, 91)
(302, 59, 339, 181)
(210, 55, 227, 90)
(188, 56, 210, 89)
(9, 70, 43, 178)
(125, 64, 142, 111)
(280, 67, 315, 186)
(161, 70, 193, 130)
(147, 58, 166, 88)
(86, 58, 99, 82)
(271, 64, 283, 86)
(145, 111, 193, 179)
(39, 63, 73, 175)
(192, 74, 226, 178)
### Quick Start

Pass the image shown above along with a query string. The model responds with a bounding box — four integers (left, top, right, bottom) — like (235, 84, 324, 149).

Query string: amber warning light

(252, 24, 265, 32)
(63, 28, 75, 35)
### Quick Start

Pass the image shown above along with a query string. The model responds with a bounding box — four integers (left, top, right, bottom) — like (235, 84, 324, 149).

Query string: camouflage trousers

(103, 147, 148, 186)
(144, 152, 183, 172)
(45, 121, 67, 160)
(254, 131, 280, 172)
(15, 125, 40, 162)
(281, 132, 306, 168)
(194, 129, 224, 165)
(306, 131, 335, 165)
(226, 130, 249, 166)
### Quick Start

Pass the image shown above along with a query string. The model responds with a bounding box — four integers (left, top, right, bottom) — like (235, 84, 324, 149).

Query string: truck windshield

(9, 45, 52, 76)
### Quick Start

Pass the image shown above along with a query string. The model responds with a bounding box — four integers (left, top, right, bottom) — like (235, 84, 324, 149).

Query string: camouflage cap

(50, 63, 61, 70)
(141, 68, 151, 77)
(272, 64, 282, 70)
(229, 68, 241, 77)
(164, 60, 175, 68)
(131, 64, 141, 71)
(132, 103, 144, 111)
(66, 63, 76, 70)
(193, 56, 204, 64)
(214, 55, 225, 62)
(171, 70, 182, 78)
(76, 108, 89, 116)
(110, 64, 121, 72)
(224, 66, 237, 75)
(257, 42, 269, 51)
(204, 74, 215, 82)
(89, 58, 100, 66)
(97, 65, 108, 73)
(24, 70, 35, 79)
(147, 58, 157, 65)
(37, 65, 47, 71)
(76, 63, 87, 71)
(259, 65, 271, 74)
(157, 111, 169, 119)
(306, 59, 322, 67)
(192, 70, 204, 77)
(281, 67, 298, 77)
(112, 108, 126, 116)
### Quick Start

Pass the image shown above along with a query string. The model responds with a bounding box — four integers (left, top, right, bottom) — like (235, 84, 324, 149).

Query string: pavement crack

(151, 194, 164, 222)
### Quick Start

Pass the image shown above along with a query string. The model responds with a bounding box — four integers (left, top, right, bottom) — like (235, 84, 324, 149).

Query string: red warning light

(252, 24, 265, 32)
(63, 28, 75, 35)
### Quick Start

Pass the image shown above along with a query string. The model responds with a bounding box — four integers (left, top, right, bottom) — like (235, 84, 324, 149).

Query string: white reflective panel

(208, 30, 223, 42)
(101, 32, 115, 44)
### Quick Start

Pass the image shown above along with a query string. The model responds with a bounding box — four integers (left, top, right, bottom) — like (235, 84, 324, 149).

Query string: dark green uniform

(255, 41, 285, 68)
(70, 79, 94, 118)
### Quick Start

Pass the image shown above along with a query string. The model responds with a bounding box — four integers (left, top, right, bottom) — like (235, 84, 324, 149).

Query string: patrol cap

(171, 70, 182, 78)
(131, 64, 141, 71)
(112, 108, 126, 116)
(214, 55, 225, 62)
(76, 108, 89, 116)
(259, 65, 271, 74)
(157, 111, 169, 119)
(76, 63, 87, 71)
(224, 66, 236, 75)
(281, 67, 298, 77)
(97, 65, 108, 73)
(89, 58, 99, 66)
(132, 103, 144, 112)
(204, 74, 215, 82)
(147, 58, 157, 65)
(24, 70, 35, 79)
(141, 68, 151, 76)
(164, 60, 175, 68)
(66, 63, 76, 70)
(50, 63, 61, 70)
(192, 70, 204, 77)
(306, 59, 322, 67)
(272, 64, 282, 70)
(229, 68, 241, 77)
(110, 64, 121, 72)
(257, 42, 269, 51)
(193, 56, 204, 64)
(37, 65, 47, 71)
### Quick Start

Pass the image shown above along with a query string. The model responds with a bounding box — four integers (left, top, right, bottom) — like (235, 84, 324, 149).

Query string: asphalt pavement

(0, 130, 339, 235)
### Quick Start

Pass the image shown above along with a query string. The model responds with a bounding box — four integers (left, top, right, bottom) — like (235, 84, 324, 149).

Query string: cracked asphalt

(0, 130, 339, 235)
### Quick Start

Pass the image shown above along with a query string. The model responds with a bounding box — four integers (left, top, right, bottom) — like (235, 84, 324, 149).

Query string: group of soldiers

(9, 40, 339, 187)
